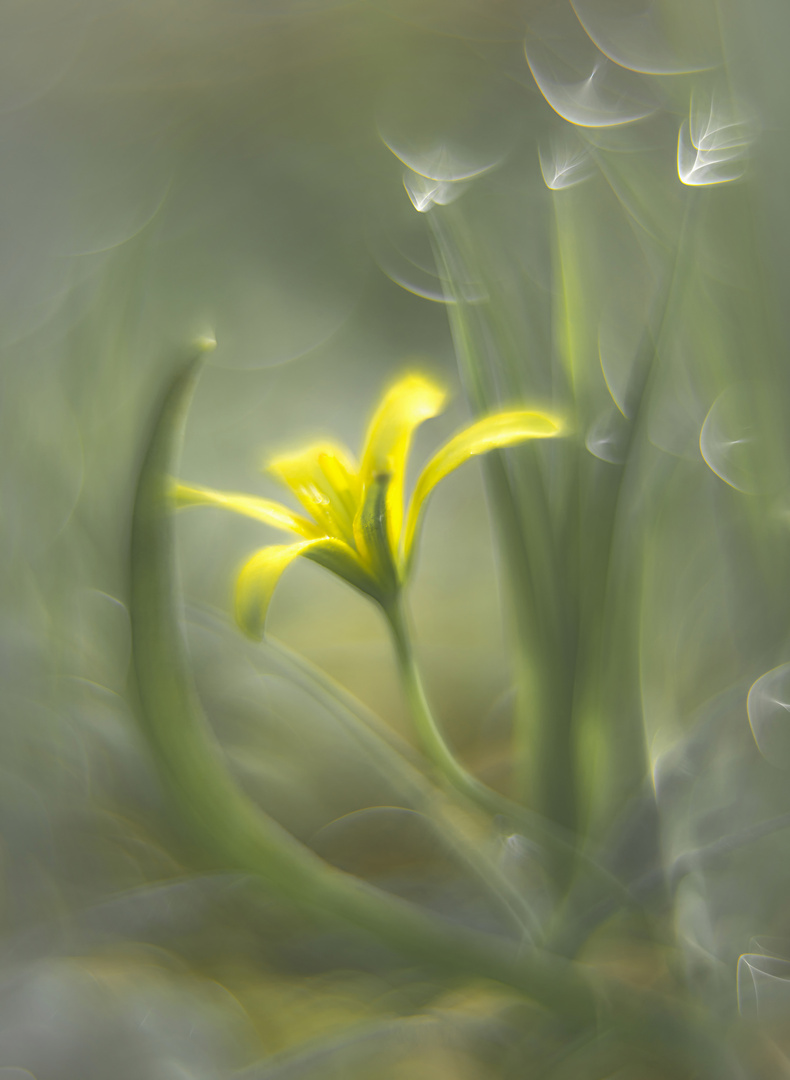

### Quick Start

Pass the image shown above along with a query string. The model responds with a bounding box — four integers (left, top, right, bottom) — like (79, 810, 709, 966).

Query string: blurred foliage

(4, 0, 790, 1077)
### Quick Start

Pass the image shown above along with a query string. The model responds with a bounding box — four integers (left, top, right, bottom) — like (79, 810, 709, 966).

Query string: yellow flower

(174, 373, 563, 638)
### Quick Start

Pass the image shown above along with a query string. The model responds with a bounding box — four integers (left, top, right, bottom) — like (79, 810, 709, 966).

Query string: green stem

(383, 595, 484, 804)
(382, 594, 637, 915)
(265, 640, 546, 942)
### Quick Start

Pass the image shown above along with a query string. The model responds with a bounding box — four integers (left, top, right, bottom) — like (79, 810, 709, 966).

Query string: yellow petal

(402, 410, 564, 567)
(172, 482, 321, 538)
(268, 442, 360, 545)
(357, 373, 447, 554)
(236, 531, 388, 639)
(235, 538, 346, 639)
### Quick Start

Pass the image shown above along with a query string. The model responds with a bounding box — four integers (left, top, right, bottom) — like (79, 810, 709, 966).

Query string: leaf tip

(193, 333, 217, 353)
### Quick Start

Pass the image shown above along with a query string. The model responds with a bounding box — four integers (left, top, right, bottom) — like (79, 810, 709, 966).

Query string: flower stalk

(382, 591, 547, 829)
(382, 591, 642, 920)
(383, 594, 478, 802)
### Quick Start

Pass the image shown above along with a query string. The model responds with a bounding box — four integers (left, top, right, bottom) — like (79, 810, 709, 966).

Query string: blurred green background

(4, 1, 790, 1077)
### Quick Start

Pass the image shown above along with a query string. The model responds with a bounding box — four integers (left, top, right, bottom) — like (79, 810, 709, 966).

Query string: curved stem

(384, 595, 486, 804)
(382, 595, 639, 914)
(264, 639, 548, 942)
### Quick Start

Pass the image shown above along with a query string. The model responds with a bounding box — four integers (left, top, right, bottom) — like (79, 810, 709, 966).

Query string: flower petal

(402, 410, 564, 567)
(357, 374, 447, 554)
(268, 442, 360, 545)
(173, 481, 321, 538)
(235, 537, 383, 639)
(235, 539, 327, 638)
